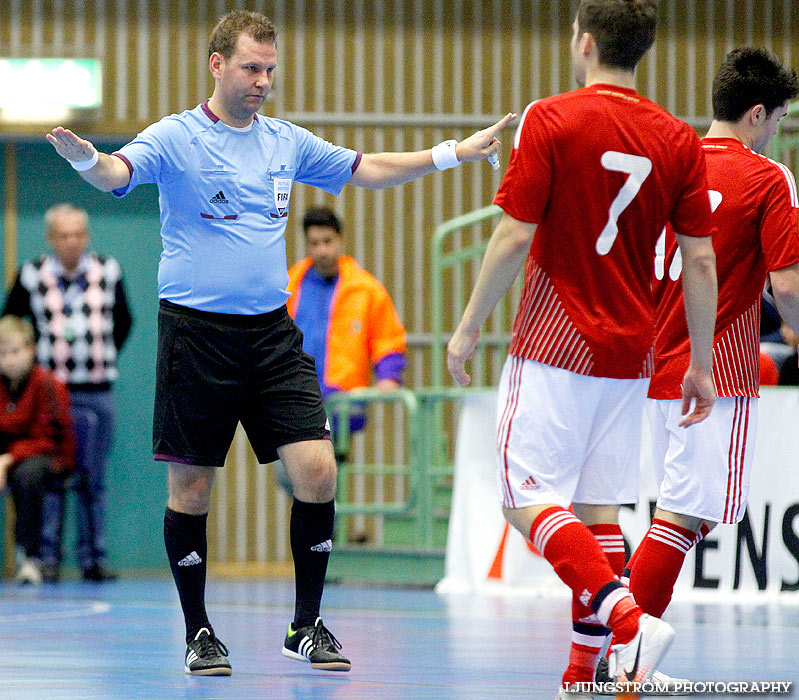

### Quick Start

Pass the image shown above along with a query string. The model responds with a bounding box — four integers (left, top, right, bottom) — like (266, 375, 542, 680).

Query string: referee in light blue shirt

(46, 8, 515, 677)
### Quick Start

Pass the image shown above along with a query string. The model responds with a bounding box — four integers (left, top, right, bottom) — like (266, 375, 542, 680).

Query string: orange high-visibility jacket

(287, 256, 407, 392)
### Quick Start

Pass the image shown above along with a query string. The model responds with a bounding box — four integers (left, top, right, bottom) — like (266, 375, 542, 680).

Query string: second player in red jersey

(651, 136, 799, 397)
(624, 48, 799, 676)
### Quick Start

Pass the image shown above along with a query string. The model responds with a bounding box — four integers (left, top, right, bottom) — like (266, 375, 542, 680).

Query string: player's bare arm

(46, 127, 131, 193)
(448, 214, 536, 386)
(348, 113, 517, 190)
(769, 264, 799, 335)
(675, 233, 718, 426)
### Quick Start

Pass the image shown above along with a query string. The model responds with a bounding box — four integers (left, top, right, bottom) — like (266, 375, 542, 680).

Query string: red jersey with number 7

(494, 84, 713, 379)
(648, 137, 799, 399)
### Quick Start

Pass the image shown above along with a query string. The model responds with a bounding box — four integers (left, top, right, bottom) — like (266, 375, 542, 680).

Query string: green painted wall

(4, 142, 168, 571)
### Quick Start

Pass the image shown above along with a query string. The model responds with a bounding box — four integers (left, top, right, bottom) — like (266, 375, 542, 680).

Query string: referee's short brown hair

(209, 10, 277, 59)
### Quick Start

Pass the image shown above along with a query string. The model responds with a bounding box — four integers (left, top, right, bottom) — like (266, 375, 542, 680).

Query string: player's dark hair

(577, 0, 658, 70)
(303, 207, 342, 235)
(712, 47, 799, 122)
(209, 10, 277, 59)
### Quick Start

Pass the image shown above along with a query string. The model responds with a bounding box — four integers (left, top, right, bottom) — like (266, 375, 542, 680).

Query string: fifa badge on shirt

(268, 166, 293, 219)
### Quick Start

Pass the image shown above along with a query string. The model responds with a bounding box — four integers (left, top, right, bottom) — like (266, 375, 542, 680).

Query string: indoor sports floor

(0, 576, 796, 700)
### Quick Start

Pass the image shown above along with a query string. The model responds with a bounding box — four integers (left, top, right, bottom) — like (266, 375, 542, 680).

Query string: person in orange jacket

(0, 316, 75, 584)
(287, 207, 407, 456)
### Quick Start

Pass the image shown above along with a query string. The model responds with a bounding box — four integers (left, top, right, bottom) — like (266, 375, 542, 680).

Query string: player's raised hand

(46, 126, 97, 164)
(456, 113, 517, 167)
(447, 326, 481, 387)
(679, 364, 716, 427)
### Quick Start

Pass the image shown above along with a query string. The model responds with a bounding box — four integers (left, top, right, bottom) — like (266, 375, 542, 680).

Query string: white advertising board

(437, 388, 799, 600)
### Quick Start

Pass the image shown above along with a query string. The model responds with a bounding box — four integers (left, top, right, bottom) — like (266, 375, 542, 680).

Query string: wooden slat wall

(2, 0, 799, 564)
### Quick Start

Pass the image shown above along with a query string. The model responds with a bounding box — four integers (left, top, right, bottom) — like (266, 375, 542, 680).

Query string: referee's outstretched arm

(45, 126, 131, 193)
(348, 112, 516, 190)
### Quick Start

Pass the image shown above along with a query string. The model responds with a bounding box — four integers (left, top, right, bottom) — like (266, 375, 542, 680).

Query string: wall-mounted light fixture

(0, 58, 102, 124)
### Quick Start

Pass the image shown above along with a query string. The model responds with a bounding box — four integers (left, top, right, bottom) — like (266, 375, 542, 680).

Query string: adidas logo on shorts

(178, 551, 203, 566)
(519, 475, 539, 491)
(310, 539, 333, 553)
(209, 190, 229, 204)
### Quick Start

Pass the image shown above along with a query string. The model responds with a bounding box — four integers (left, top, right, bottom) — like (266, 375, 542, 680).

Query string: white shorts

(647, 396, 757, 523)
(496, 356, 649, 509)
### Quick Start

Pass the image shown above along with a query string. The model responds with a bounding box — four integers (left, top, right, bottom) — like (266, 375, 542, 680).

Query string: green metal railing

(326, 385, 488, 550)
(325, 388, 421, 545)
(430, 204, 504, 388)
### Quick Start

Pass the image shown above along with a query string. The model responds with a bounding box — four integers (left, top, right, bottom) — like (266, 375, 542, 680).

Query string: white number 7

(596, 151, 653, 255)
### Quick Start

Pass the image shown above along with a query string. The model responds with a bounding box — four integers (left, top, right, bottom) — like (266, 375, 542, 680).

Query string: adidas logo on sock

(178, 551, 203, 566)
(310, 539, 332, 553)
(209, 190, 229, 204)
(519, 475, 539, 491)
(579, 588, 592, 607)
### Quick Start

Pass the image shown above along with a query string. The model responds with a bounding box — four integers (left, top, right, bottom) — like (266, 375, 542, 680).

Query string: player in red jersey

(447, 2, 718, 697)
(620, 45, 799, 667)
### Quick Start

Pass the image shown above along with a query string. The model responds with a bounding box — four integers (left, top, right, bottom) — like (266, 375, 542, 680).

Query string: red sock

(530, 507, 639, 650)
(694, 523, 711, 545)
(563, 524, 626, 684)
(622, 538, 640, 585)
(530, 507, 621, 602)
(606, 596, 640, 645)
(562, 643, 600, 686)
(591, 523, 626, 577)
(604, 521, 710, 654)
(629, 518, 697, 617)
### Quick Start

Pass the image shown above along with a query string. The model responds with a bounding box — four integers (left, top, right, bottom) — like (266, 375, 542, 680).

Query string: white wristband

(68, 148, 99, 172)
(431, 139, 460, 170)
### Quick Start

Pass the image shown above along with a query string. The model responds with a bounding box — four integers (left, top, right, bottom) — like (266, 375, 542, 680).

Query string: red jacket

(0, 365, 75, 474)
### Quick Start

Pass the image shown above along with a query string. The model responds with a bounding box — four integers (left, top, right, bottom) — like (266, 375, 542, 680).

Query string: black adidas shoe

(282, 617, 351, 671)
(184, 627, 232, 676)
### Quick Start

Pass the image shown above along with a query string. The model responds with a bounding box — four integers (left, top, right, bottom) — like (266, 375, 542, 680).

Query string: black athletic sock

(290, 498, 335, 628)
(164, 507, 212, 643)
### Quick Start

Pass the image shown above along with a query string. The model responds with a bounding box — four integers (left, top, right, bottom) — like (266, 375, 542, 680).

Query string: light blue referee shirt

(112, 102, 360, 314)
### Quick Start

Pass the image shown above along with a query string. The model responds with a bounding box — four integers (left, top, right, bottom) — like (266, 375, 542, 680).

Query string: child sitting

(0, 316, 74, 584)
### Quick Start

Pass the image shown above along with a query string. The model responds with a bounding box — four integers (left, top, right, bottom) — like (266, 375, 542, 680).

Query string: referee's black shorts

(153, 299, 329, 467)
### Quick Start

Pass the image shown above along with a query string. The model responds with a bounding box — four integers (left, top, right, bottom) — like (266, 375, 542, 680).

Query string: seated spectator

(0, 317, 74, 584)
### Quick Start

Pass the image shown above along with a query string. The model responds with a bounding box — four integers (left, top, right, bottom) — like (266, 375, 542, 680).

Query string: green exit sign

(0, 58, 102, 122)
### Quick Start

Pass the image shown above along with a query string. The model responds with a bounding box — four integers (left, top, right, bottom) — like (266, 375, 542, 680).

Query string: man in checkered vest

(3, 203, 133, 582)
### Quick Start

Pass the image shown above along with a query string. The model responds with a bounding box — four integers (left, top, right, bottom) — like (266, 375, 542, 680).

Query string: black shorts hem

(153, 452, 226, 468)
(255, 429, 331, 464)
(273, 430, 331, 450)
